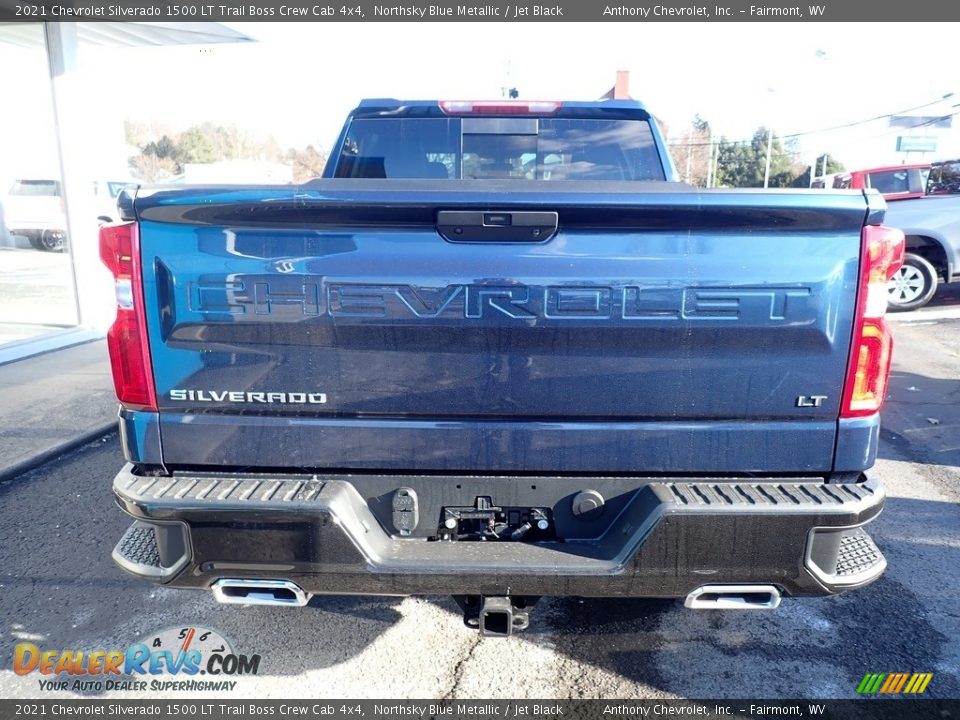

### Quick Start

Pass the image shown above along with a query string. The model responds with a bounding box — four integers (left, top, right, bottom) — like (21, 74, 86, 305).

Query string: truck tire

(887, 253, 938, 311)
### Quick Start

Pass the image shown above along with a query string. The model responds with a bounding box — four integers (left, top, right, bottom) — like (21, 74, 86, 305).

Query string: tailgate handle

(437, 210, 558, 243)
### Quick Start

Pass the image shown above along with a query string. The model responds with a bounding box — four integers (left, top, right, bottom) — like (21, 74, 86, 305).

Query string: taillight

(840, 224, 905, 418)
(99, 222, 157, 411)
(439, 100, 562, 115)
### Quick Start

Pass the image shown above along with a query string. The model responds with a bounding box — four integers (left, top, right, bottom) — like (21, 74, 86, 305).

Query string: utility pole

(763, 127, 774, 189)
(808, 51, 829, 189)
(763, 86, 777, 189)
(709, 134, 720, 188)
(706, 133, 714, 188)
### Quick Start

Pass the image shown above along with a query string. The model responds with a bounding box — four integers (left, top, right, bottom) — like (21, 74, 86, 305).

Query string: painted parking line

(888, 307, 960, 322)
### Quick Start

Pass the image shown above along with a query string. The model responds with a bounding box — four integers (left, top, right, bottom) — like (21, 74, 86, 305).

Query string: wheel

(38, 229, 67, 253)
(887, 253, 938, 311)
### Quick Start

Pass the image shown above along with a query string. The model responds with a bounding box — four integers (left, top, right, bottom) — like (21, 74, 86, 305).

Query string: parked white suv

(4, 179, 66, 252)
(4, 178, 130, 252)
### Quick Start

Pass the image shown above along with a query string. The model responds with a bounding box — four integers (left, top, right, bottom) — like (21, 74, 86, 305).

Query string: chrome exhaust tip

(684, 584, 781, 610)
(212, 579, 309, 607)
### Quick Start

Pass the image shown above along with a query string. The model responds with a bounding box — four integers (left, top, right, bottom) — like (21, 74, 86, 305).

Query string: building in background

(0, 22, 251, 362)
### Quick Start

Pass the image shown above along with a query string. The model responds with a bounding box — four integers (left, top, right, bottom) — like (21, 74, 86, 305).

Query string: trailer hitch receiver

(454, 595, 538, 636)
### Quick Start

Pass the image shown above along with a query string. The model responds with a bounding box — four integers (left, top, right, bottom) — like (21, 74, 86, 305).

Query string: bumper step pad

(836, 527, 885, 578)
(116, 522, 161, 569)
(112, 520, 189, 581)
(806, 525, 886, 588)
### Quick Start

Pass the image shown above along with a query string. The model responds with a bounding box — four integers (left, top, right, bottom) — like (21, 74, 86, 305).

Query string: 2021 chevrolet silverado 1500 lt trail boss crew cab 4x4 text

(104, 99, 901, 635)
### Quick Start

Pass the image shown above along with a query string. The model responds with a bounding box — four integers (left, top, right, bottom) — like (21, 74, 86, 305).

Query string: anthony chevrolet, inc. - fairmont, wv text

(603, 4, 818, 16)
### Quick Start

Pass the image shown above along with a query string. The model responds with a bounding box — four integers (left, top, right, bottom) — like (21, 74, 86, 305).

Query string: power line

(780, 94, 956, 141)
(667, 94, 957, 149)
(793, 108, 960, 152)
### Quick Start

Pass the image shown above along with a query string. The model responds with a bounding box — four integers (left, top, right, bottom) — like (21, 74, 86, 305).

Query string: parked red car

(831, 164, 931, 201)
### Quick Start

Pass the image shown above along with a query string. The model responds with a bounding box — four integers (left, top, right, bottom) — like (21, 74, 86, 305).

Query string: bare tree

(672, 116, 713, 187)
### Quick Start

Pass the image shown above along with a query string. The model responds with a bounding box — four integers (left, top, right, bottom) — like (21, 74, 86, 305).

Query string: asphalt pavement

(0, 340, 115, 481)
(0, 288, 958, 700)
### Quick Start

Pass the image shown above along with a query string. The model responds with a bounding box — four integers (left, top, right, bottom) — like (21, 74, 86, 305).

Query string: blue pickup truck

(104, 99, 903, 636)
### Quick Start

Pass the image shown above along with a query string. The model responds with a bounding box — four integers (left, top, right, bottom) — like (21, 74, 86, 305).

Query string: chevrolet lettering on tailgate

(188, 280, 814, 323)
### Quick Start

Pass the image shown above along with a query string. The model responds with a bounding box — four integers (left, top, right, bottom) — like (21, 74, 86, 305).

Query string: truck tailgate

(134, 183, 868, 473)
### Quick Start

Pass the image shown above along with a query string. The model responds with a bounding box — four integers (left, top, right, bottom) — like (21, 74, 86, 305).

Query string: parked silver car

(884, 191, 960, 310)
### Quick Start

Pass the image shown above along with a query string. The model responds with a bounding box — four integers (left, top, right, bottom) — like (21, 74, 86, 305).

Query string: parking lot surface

(0, 248, 76, 339)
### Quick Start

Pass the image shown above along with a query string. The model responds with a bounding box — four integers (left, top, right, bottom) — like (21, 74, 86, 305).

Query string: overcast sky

(2, 22, 959, 179)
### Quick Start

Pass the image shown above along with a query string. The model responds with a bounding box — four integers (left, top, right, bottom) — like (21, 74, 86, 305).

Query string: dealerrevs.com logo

(14, 626, 260, 693)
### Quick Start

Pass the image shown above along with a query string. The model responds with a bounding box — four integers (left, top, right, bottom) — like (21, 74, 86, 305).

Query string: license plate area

(436, 496, 556, 542)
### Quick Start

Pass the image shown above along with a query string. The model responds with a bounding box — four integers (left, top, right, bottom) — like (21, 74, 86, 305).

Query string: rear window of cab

(334, 117, 665, 181)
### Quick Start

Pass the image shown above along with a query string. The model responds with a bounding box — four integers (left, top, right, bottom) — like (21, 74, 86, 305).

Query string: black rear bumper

(111, 465, 886, 599)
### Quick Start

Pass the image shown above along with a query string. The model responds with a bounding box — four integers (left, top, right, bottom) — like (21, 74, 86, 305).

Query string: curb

(0, 422, 117, 484)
